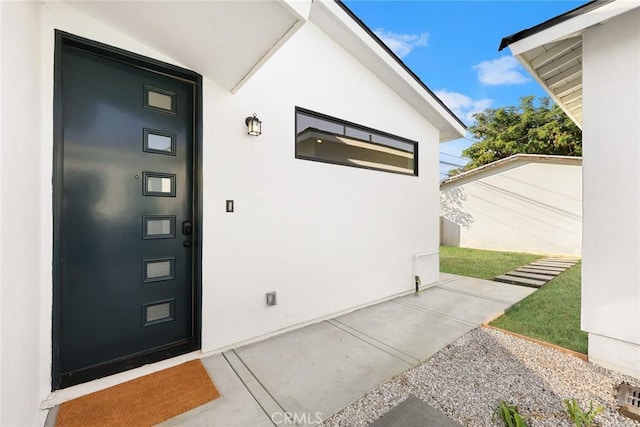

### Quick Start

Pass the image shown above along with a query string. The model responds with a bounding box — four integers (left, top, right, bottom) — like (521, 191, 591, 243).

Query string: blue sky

(343, 0, 586, 178)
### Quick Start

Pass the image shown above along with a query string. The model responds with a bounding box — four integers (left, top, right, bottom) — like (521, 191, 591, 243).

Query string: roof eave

(505, 0, 638, 57)
(440, 154, 582, 187)
(498, 0, 612, 51)
(500, 0, 640, 131)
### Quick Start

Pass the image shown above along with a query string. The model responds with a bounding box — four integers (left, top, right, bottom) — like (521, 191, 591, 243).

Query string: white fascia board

(280, 0, 312, 20)
(309, 0, 466, 142)
(508, 0, 640, 56)
(511, 53, 583, 129)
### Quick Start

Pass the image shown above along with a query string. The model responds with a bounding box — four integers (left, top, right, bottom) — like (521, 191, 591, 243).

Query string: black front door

(54, 36, 200, 389)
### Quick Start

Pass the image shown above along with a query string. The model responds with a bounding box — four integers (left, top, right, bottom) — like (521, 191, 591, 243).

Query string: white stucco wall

(200, 21, 440, 352)
(0, 2, 44, 425)
(440, 159, 582, 256)
(581, 8, 640, 378)
(0, 2, 444, 424)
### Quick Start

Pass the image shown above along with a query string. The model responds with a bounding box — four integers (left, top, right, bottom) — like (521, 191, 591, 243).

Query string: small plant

(564, 398, 604, 427)
(493, 401, 529, 427)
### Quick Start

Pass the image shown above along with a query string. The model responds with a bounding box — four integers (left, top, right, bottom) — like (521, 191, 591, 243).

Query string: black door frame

(52, 30, 203, 390)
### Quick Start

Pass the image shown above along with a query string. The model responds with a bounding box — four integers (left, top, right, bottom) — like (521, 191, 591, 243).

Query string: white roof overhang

(64, 0, 466, 141)
(64, 1, 304, 93)
(503, 0, 640, 129)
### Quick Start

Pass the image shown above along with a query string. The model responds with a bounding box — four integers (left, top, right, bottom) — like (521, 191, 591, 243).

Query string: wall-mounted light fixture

(245, 113, 262, 136)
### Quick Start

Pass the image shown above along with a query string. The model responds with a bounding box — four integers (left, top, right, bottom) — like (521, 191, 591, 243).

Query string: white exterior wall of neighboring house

(504, 0, 640, 379)
(581, 8, 640, 378)
(440, 156, 582, 256)
(0, 2, 462, 425)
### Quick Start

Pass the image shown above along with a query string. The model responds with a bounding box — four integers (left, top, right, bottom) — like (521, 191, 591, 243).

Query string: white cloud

(435, 89, 493, 124)
(374, 29, 428, 58)
(473, 56, 530, 85)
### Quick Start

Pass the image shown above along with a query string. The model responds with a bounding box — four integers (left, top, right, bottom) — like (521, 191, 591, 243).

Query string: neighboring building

(440, 154, 582, 256)
(501, 0, 640, 378)
(0, 1, 465, 424)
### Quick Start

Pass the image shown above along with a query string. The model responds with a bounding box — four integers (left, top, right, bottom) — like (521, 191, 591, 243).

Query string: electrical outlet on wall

(266, 291, 277, 306)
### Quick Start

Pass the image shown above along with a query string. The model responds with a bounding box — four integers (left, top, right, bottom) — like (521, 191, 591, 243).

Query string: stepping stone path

(494, 258, 578, 288)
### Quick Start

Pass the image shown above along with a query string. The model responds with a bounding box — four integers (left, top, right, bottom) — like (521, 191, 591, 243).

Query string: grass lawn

(440, 246, 542, 280)
(440, 246, 587, 354)
(490, 261, 587, 354)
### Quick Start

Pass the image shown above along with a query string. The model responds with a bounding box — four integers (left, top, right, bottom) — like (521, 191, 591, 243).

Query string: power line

(439, 160, 464, 167)
(439, 152, 469, 161)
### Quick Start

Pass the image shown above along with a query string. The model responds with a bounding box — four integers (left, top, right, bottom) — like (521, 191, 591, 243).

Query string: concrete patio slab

(541, 261, 575, 266)
(156, 273, 534, 426)
(158, 354, 272, 427)
(397, 287, 512, 325)
(526, 267, 566, 273)
(504, 270, 555, 281)
(371, 395, 461, 427)
(535, 262, 573, 269)
(530, 262, 572, 269)
(437, 276, 535, 303)
(437, 272, 462, 283)
(333, 301, 474, 361)
(222, 350, 286, 422)
(327, 318, 419, 365)
(233, 321, 412, 421)
(516, 267, 562, 276)
(520, 264, 566, 271)
(494, 274, 546, 288)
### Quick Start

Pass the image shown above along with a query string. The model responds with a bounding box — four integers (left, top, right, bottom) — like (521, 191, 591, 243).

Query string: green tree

(451, 96, 581, 175)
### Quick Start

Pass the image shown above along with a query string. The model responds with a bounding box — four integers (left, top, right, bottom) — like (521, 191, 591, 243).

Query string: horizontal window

(295, 108, 417, 176)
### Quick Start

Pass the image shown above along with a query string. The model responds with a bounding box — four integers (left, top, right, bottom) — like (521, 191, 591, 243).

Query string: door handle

(183, 240, 192, 248)
(182, 221, 193, 235)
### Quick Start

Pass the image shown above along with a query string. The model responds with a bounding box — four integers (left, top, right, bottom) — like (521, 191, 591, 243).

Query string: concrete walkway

(160, 273, 535, 426)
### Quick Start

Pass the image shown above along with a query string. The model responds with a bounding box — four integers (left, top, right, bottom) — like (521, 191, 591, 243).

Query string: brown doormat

(56, 360, 220, 427)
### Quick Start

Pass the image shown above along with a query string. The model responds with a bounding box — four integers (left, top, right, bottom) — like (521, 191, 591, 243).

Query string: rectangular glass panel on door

(143, 172, 176, 197)
(144, 129, 176, 155)
(143, 299, 175, 326)
(143, 215, 175, 239)
(143, 258, 175, 283)
(144, 85, 176, 113)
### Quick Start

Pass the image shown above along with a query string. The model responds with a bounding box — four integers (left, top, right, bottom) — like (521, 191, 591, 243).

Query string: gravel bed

(321, 327, 640, 427)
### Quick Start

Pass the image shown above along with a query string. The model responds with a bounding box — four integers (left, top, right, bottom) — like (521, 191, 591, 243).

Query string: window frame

(294, 107, 419, 177)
